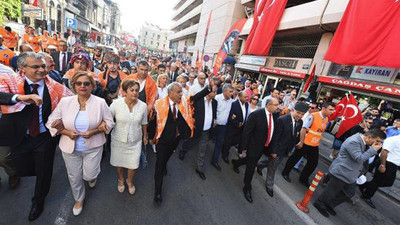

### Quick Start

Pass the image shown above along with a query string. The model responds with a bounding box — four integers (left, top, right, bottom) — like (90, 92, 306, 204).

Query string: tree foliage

(0, 0, 22, 25)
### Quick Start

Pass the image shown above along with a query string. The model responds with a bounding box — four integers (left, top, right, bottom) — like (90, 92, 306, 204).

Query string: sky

(114, 0, 175, 36)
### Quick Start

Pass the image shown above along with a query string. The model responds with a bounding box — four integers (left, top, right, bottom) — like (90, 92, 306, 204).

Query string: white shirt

(382, 135, 400, 166)
(186, 81, 194, 88)
(74, 110, 89, 151)
(158, 87, 168, 99)
(139, 79, 146, 92)
(239, 101, 247, 122)
(169, 99, 178, 118)
(25, 77, 46, 133)
(189, 83, 205, 96)
(215, 94, 233, 125)
(203, 98, 213, 131)
(265, 108, 274, 144)
(59, 51, 67, 71)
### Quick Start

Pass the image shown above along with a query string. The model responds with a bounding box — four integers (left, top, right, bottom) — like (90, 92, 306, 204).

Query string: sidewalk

(319, 133, 400, 205)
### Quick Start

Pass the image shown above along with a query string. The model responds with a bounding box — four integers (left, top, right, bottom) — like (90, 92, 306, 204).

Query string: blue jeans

(212, 125, 227, 164)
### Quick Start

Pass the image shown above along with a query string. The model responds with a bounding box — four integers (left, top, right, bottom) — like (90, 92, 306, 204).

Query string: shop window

(327, 63, 354, 78)
(269, 33, 323, 58)
(394, 72, 400, 85)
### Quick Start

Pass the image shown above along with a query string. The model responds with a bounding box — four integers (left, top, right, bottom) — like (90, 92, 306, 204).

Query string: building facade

(138, 22, 171, 53)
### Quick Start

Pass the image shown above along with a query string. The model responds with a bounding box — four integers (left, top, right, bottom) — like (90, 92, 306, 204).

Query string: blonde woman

(46, 72, 114, 216)
(156, 73, 168, 99)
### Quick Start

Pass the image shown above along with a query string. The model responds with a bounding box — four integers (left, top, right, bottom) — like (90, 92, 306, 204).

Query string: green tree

(0, 0, 22, 25)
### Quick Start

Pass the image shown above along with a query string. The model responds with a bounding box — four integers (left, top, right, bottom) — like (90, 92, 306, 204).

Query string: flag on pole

(200, 11, 212, 70)
(302, 64, 316, 93)
(33, 0, 38, 6)
(335, 93, 363, 138)
(328, 95, 348, 121)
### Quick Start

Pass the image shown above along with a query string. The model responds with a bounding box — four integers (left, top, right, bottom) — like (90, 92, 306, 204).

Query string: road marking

(54, 191, 73, 225)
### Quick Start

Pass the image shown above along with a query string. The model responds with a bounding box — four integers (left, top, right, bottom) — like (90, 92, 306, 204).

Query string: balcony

(241, 0, 255, 8)
(173, 0, 188, 10)
(171, 4, 201, 32)
(169, 24, 199, 41)
(172, 0, 203, 21)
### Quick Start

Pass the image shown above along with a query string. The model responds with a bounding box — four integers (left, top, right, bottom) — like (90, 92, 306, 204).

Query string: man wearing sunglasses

(0, 52, 73, 221)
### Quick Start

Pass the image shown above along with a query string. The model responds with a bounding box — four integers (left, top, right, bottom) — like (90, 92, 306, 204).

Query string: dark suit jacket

(51, 51, 72, 75)
(169, 70, 179, 82)
(240, 108, 278, 158)
(0, 82, 52, 146)
(0, 92, 15, 105)
(271, 114, 303, 157)
(191, 87, 217, 138)
(227, 100, 248, 135)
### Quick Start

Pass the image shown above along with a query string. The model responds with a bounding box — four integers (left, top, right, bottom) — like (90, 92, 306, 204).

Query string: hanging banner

(324, 0, 400, 68)
(213, 18, 247, 75)
(243, 0, 288, 55)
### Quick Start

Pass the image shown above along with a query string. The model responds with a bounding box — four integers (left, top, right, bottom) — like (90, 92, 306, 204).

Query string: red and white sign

(318, 76, 400, 97)
(259, 67, 306, 79)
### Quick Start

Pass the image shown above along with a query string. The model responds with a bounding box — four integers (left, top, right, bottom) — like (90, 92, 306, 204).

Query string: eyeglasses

(26, 64, 46, 69)
(310, 107, 316, 109)
(75, 81, 91, 87)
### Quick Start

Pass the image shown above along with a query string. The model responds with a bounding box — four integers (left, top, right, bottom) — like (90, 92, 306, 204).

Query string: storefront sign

(259, 67, 306, 79)
(273, 58, 298, 69)
(22, 4, 43, 19)
(318, 76, 400, 97)
(239, 55, 267, 66)
(235, 63, 261, 72)
(351, 66, 396, 83)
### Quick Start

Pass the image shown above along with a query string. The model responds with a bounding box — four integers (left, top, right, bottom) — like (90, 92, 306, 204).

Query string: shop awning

(259, 67, 306, 79)
(89, 23, 101, 32)
(76, 17, 89, 32)
(235, 63, 261, 72)
(318, 76, 400, 98)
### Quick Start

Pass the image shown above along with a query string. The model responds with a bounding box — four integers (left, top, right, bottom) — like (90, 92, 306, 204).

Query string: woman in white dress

(248, 95, 260, 115)
(157, 73, 168, 99)
(109, 80, 148, 194)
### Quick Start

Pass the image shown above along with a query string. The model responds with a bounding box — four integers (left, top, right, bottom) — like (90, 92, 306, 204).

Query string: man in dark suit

(221, 91, 249, 163)
(192, 85, 217, 180)
(50, 40, 71, 76)
(0, 92, 43, 106)
(241, 97, 279, 203)
(169, 63, 179, 82)
(0, 52, 71, 221)
(265, 102, 309, 197)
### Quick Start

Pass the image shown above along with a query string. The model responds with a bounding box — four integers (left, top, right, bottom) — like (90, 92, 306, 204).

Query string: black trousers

(244, 149, 266, 190)
(361, 161, 398, 198)
(10, 132, 57, 205)
(154, 137, 180, 195)
(314, 175, 356, 209)
(282, 144, 319, 182)
(222, 130, 241, 159)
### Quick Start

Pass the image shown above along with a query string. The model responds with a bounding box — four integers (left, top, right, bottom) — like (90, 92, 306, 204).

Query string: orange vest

(0, 47, 16, 66)
(25, 35, 41, 52)
(304, 112, 328, 147)
(0, 28, 18, 48)
(48, 38, 59, 50)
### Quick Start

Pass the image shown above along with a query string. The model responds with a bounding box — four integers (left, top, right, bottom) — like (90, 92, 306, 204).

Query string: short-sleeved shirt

(302, 111, 325, 129)
(382, 135, 400, 166)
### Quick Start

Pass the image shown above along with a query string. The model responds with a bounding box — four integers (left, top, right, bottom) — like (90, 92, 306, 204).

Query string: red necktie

(28, 84, 40, 137)
(264, 113, 272, 147)
(62, 52, 67, 71)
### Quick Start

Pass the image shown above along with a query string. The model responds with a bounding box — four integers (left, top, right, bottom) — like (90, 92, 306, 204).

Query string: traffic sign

(65, 18, 77, 30)
(203, 55, 210, 62)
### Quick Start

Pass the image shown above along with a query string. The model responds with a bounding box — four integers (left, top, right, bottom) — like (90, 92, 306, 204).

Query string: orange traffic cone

(296, 171, 324, 213)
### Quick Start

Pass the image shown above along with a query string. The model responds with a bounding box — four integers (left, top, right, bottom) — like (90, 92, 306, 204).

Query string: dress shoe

(361, 195, 376, 209)
(256, 168, 263, 176)
(211, 162, 222, 171)
(281, 173, 291, 183)
(299, 179, 310, 188)
(28, 203, 44, 221)
(243, 187, 253, 203)
(88, 179, 97, 188)
(195, 169, 206, 180)
(266, 187, 274, 197)
(178, 152, 185, 161)
(358, 185, 366, 194)
(222, 156, 229, 164)
(72, 201, 84, 216)
(154, 194, 162, 205)
(232, 160, 240, 174)
(325, 204, 337, 216)
(8, 175, 20, 189)
(313, 202, 329, 218)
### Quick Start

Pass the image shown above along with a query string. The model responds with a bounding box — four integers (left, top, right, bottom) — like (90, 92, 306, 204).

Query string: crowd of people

(0, 25, 399, 223)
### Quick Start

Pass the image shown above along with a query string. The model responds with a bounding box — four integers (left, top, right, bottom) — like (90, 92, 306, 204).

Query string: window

(157, 34, 160, 40)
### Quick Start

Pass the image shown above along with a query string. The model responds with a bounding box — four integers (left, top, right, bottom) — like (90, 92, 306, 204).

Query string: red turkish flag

(324, 0, 400, 68)
(335, 93, 363, 138)
(328, 96, 348, 121)
(302, 64, 315, 93)
(244, 0, 288, 55)
(33, 0, 38, 6)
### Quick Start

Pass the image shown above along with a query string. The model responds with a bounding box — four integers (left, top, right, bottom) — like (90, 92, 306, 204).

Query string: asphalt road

(0, 140, 399, 225)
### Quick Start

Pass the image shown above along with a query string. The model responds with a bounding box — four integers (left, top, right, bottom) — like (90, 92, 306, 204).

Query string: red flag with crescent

(335, 93, 363, 138)
(328, 96, 348, 121)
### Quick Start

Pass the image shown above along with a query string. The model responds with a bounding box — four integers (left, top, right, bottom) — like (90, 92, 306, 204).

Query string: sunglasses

(26, 64, 46, 69)
(75, 81, 91, 87)
(310, 107, 316, 109)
